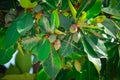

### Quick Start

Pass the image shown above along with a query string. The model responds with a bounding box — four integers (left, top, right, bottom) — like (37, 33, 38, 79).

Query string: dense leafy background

(0, 0, 120, 80)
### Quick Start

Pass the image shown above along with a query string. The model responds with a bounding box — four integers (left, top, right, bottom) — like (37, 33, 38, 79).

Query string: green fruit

(15, 52, 32, 73)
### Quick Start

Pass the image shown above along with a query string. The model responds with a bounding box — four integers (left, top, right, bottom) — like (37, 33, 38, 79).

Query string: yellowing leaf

(20, 0, 37, 9)
(67, 0, 77, 21)
(74, 60, 81, 72)
(55, 29, 66, 35)
(95, 15, 106, 23)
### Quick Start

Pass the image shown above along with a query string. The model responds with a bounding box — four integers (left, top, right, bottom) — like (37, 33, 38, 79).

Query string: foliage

(0, 0, 120, 80)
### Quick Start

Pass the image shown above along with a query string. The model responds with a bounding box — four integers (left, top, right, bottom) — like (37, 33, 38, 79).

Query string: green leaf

(118, 45, 120, 58)
(60, 0, 69, 10)
(38, 40, 50, 61)
(80, 32, 101, 73)
(85, 36, 107, 58)
(20, 0, 37, 9)
(60, 36, 74, 57)
(5, 64, 21, 74)
(81, 34, 98, 58)
(102, 7, 120, 17)
(5, 22, 20, 48)
(79, 61, 99, 80)
(105, 42, 118, 58)
(76, 0, 96, 18)
(102, 18, 118, 38)
(59, 14, 73, 30)
(0, 36, 5, 48)
(109, 0, 119, 8)
(38, 16, 51, 33)
(2, 73, 35, 80)
(41, 0, 58, 10)
(37, 69, 50, 80)
(16, 12, 34, 35)
(67, 0, 77, 21)
(76, 0, 87, 18)
(21, 37, 40, 51)
(0, 46, 15, 65)
(86, 0, 102, 19)
(43, 47, 61, 78)
(50, 10, 60, 29)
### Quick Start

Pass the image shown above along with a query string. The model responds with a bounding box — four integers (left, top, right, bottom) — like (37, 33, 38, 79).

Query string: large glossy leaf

(79, 61, 99, 80)
(86, 0, 102, 19)
(81, 32, 101, 73)
(0, 46, 15, 65)
(16, 12, 34, 35)
(102, 7, 120, 17)
(38, 16, 51, 33)
(43, 47, 61, 78)
(85, 36, 107, 58)
(76, 0, 96, 18)
(38, 40, 50, 61)
(59, 14, 73, 30)
(5, 22, 20, 48)
(102, 18, 119, 38)
(60, 36, 74, 57)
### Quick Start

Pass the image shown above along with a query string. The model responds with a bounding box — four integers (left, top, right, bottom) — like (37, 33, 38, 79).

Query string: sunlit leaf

(102, 7, 120, 17)
(67, 0, 77, 21)
(20, 0, 37, 9)
(50, 10, 60, 29)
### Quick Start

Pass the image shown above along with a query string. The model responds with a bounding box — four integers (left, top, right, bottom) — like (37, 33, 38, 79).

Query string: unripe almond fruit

(69, 24, 78, 33)
(54, 39, 61, 50)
